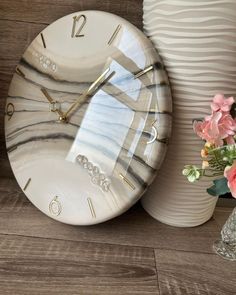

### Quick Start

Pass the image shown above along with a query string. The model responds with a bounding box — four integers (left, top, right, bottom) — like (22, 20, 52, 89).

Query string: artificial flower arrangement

(183, 94, 236, 199)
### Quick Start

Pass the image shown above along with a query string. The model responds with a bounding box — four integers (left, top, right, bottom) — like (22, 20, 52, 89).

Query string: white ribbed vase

(142, 0, 236, 227)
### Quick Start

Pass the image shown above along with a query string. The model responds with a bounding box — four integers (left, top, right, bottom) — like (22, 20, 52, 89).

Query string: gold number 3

(71, 15, 87, 38)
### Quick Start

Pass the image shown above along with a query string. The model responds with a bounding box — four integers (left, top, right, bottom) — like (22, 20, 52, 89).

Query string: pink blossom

(224, 161, 236, 199)
(193, 111, 236, 146)
(211, 93, 234, 112)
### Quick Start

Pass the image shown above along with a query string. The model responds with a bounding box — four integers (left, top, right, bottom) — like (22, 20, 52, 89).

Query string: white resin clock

(5, 11, 172, 225)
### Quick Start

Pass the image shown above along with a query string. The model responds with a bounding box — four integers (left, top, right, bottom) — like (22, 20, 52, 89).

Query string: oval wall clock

(5, 11, 172, 225)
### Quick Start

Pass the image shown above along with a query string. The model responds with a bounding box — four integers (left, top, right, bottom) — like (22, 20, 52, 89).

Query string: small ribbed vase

(214, 207, 236, 261)
(142, 0, 236, 226)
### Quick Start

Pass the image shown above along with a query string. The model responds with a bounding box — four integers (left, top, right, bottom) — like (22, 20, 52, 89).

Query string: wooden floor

(0, 1, 236, 294)
(0, 178, 235, 294)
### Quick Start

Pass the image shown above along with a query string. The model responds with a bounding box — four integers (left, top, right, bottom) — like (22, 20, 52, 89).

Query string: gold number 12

(71, 15, 87, 38)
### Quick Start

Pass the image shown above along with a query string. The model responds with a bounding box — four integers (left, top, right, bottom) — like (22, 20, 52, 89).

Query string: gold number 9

(6, 103, 15, 121)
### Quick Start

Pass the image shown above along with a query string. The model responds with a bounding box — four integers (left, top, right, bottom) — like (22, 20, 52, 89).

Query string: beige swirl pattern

(141, 0, 236, 226)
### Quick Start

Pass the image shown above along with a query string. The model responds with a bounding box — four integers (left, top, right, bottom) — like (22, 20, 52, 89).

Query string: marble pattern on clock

(5, 11, 172, 224)
(6, 56, 171, 192)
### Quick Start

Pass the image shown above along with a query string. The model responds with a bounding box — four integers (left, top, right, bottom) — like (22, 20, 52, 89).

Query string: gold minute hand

(64, 68, 114, 120)
(63, 91, 90, 120)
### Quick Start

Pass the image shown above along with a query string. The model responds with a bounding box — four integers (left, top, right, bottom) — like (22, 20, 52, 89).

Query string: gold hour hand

(41, 87, 66, 122)
(41, 87, 54, 104)
(64, 68, 115, 120)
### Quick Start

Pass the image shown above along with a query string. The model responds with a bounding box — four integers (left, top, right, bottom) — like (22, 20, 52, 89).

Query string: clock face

(5, 11, 172, 225)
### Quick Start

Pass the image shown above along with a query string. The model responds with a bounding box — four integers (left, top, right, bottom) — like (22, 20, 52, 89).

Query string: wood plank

(0, 20, 47, 178)
(0, 19, 45, 85)
(0, 178, 222, 254)
(0, 20, 46, 76)
(216, 197, 235, 208)
(0, 19, 46, 106)
(0, 0, 143, 29)
(0, 234, 158, 295)
(154, 249, 236, 295)
(213, 206, 233, 228)
(0, 139, 13, 179)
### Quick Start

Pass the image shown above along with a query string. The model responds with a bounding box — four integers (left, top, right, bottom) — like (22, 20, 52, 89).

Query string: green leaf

(188, 172, 197, 183)
(206, 177, 230, 196)
(182, 169, 189, 176)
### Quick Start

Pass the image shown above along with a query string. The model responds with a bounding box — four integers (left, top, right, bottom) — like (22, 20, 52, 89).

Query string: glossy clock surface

(5, 11, 172, 225)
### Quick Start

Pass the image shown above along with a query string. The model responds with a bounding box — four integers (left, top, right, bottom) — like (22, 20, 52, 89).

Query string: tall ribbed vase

(141, 0, 236, 227)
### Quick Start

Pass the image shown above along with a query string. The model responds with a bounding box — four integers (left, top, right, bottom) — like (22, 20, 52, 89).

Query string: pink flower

(218, 113, 236, 144)
(193, 112, 236, 146)
(224, 161, 236, 198)
(211, 93, 234, 112)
